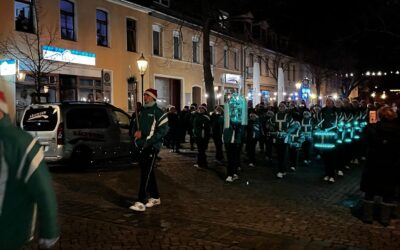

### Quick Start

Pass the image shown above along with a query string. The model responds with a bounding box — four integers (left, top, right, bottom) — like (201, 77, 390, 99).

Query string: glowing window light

(377, 71, 382, 76)
(366, 71, 371, 76)
(371, 92, 376, 98)
(381, 91, 387, 99)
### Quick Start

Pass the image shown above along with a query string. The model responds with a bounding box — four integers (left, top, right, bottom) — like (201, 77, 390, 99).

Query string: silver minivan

(20, 102, 133, 167)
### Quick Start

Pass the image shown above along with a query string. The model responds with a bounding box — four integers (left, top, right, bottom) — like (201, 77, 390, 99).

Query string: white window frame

(173, 30, 181, 60)
(152, 24, 163, 56)
(209, 42, 215, 66)
(223, 46, 229, 69)
(192, 36, 199, 63)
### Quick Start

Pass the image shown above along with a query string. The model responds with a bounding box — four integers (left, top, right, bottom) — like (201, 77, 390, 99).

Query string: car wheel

(71, 146, 93, 170)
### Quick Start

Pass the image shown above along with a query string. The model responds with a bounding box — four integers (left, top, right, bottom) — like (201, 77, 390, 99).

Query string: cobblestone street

(24, 144, 400, 250)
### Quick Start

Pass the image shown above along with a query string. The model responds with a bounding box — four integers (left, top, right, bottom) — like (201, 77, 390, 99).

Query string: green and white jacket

(0, 115, 59, 250)
(136, 102, 169, 152)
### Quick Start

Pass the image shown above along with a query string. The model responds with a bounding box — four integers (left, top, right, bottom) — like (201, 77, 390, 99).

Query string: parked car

(20, 102, 133, 167)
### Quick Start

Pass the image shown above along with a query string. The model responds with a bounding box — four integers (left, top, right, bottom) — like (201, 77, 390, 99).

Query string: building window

(265, 57, 270, 76)
(192, 36, 199, 63)
(248, 53, 254, 67)
(223, 47, 229, 68)
(233, 50, 239, 70)
(210, 44, 215, 65)
(15, 0, 34, 33)
(152, 25, 162, 56)
(173, 31, 181, 60)
(153, 0, 169, 7)
(96, 9, 108, 47)
(60, 0, 75, 40)
(292, 65, 296, 81)
(126, 18, 136, 52)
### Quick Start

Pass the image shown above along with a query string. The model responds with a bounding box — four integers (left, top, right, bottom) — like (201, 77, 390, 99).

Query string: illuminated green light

(314, 131, 337, 136)
(344, 138, 352, 143)
(345, 123, 351, 128)
(336, 140, 343, 144)
(314, 143, 336, 149)
(354, 135, 360, 139)
(353, 121, 359, 125)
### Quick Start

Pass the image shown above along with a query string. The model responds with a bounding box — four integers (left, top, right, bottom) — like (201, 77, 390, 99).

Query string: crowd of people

(157, 96, 400, 225)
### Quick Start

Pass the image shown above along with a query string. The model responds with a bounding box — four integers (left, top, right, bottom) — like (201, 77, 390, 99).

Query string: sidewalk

(24, 142, 400, 250)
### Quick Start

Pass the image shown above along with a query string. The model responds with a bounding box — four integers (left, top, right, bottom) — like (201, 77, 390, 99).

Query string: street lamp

(295, 81, 301, 90)
(136, 53, 148, 101)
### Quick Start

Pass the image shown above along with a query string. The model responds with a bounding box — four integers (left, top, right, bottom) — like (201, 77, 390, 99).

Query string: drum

(313, 130, 337, 150)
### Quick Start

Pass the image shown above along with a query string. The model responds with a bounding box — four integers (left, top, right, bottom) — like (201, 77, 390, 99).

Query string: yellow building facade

(1, 0, 330, 119)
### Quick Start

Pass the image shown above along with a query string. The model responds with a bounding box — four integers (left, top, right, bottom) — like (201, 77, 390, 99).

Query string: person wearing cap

(0, 87, 59, 249)
(129, 88, 169, 212)
(192, 105, 211, 169)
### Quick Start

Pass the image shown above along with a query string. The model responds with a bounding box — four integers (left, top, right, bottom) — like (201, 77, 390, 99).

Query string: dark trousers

(258, 136, 265, 151)
(225, 143, 240, 176)
(189, 131, 195, 150)
(213, 135, 224, 161)
(265, 136, 273, 158)
(322, 149, 337, 177)
(138, 148, 159, 203)
(196, 137, 208, 167)
(246, 138, 257, 164)
(288, 145, 298, 168)
(302, 140, 311, 161)
(170, 133, 181, 152)
(274, 140, 288, 173)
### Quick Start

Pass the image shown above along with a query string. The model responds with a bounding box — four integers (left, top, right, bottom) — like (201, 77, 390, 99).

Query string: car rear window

(66, 108, 110, 129)
(22, 106, 58, 131)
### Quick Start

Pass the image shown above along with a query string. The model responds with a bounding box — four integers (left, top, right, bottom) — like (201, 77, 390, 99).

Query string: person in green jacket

(0, 89, 59, 250)
(129, 88, 169, 212)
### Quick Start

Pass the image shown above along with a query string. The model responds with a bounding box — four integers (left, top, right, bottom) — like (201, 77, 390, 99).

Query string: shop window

(96, 9, 108, 47)
(15, 0, 34, 33)
(60, 0, 75, 40)
(127, 18, 136, 52)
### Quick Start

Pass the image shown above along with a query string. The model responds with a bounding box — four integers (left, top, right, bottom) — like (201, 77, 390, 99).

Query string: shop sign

(222, 73, 241, 84)
(42, 45, 96, 66)
(0, 59, 16, 76)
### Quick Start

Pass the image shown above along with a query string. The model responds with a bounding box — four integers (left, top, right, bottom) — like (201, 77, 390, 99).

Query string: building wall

(1, 0, 338, 113)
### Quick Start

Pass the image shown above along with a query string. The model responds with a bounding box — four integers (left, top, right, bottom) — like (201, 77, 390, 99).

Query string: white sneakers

(248, 163, 255, 167)
(129, 198, 161, 212)
(129, 202, 146, 212)
(323, 176, 330, 181)
(145, 198, 161, 208)
(276, 172, 285, 179)
(328, 177, 335, 183)
(226, 174, 239, 182)
(290, 166, 296, 171)
(337, 170, 344, 176)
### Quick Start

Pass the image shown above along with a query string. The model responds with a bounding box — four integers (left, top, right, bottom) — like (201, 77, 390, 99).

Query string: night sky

(247, 0, 400, 72)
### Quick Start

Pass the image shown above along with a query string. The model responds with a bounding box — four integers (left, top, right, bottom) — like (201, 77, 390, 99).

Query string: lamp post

(136, 53, 148, 102)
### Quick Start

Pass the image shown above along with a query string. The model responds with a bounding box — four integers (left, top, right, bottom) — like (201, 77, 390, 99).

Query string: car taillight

(57, 123, 64, 145)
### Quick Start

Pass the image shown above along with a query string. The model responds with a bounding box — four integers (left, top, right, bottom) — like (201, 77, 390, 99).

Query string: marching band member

(246, 111, 263, 167)
(300, 110, 314, 165)
(271, 102, 294, 179)
(318, 97, 339, 183)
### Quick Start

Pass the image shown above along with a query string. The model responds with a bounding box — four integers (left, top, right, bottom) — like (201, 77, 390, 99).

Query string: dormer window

(153, 0, 169, 7)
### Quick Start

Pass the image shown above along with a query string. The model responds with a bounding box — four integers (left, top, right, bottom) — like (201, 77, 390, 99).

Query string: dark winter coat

(360, 120, 400, 196)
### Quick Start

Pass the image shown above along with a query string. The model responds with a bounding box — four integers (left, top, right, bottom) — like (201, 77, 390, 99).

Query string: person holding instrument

(129, 88, 168, 212)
